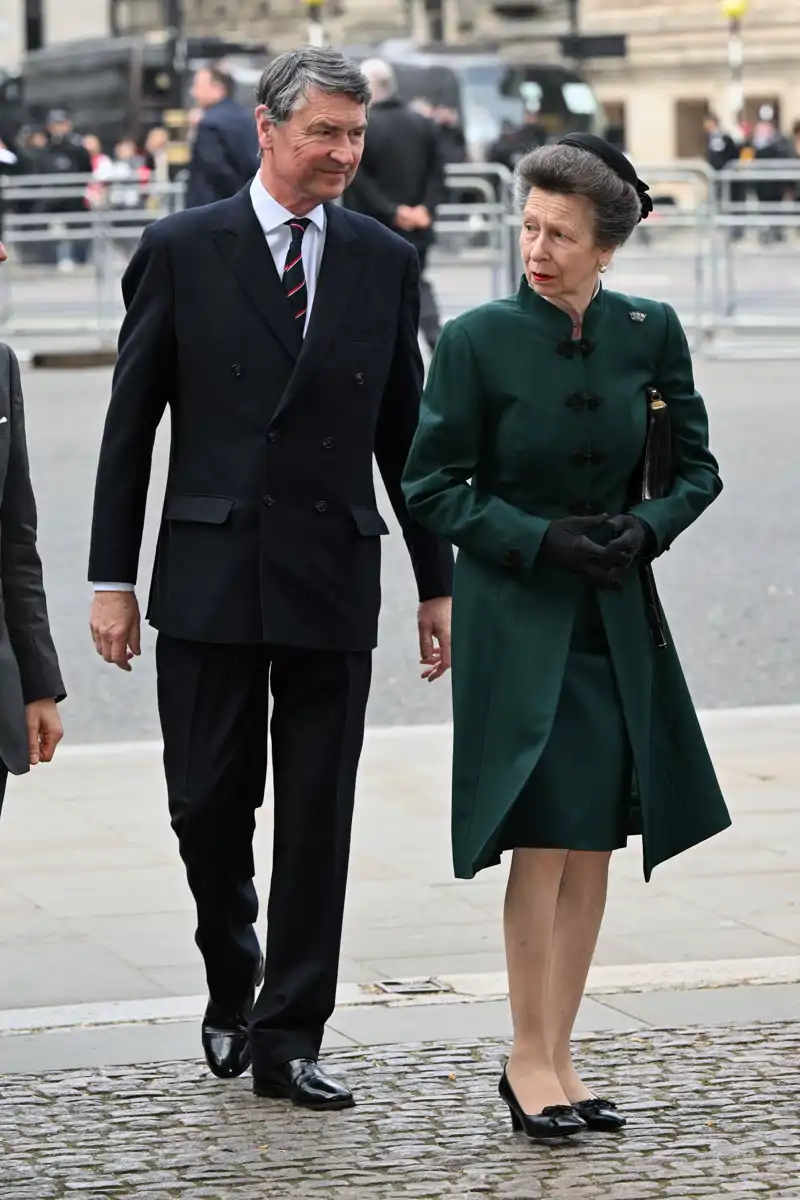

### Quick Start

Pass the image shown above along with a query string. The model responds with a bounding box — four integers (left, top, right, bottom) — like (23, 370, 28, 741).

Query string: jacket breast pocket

(164, 495, 235, 524)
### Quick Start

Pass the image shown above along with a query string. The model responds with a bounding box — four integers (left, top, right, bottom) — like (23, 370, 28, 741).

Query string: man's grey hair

(513, 143, 641, 248)
(359, 58, 396, 102)
(256, 46, 371, 124)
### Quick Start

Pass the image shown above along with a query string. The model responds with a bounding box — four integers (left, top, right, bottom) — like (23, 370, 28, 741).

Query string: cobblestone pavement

(1, 1022, 798, 1200)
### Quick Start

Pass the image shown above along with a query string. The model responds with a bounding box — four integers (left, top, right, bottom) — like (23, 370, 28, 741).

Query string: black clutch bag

(636, 387, 672, 650)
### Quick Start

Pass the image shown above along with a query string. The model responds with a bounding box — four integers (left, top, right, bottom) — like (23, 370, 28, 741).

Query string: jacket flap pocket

(351, 506, 390, 536)
(165, 494, 234, 524)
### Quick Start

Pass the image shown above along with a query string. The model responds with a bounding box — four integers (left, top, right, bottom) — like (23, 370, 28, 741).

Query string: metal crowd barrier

(2, 161, 800, 358)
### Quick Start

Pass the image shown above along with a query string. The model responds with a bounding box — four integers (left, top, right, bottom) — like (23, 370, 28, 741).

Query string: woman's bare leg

(547, 849, 612, 1101)
(504, 847, 571, 1112)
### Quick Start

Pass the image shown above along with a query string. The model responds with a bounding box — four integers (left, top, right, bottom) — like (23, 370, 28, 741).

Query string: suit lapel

(211, 188, 300, 362)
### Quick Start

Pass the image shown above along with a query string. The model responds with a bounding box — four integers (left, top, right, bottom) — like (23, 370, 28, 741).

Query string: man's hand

(25, 699, 63, 766)
(90, 590, 141, 671)
(394, 204, 420, 232)
(411, 205, 432, 229)
(418, 596, 452, 683)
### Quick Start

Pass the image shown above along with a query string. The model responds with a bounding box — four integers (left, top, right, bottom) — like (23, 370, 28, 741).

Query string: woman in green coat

(402, 135, 731, 1141)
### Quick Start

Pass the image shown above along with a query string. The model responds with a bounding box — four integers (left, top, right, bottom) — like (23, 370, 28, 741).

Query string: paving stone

(0, 1021, 798, 1197)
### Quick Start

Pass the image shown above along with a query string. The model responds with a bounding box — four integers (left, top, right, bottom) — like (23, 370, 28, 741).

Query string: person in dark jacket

(0, 240, 65, 819)
(344, 59, 446, 351)
(488, 106, 548, 173)
(185, 64, 259, 209)
(39, 111, 93, 269)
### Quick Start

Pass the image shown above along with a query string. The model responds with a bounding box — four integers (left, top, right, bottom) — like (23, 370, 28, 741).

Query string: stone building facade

(1, 1, 798, 161)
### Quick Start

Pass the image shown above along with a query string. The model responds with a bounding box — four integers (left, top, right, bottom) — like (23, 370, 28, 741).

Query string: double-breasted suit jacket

(88, 187, 453, 643)
(403, 280, 731, 880)
(0, 344, 64, 778)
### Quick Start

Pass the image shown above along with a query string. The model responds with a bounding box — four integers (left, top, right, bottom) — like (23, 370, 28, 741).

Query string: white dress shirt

(248, 174, 326, 336)
(94, 177, 327, 593)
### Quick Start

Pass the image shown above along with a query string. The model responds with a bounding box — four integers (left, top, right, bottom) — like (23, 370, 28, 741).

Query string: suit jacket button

(322, 436, 333, 449)
(231, 364, 242, 376)
(315, 500, 328, 513)
(267, 429, 279, 443)
(262, 494, 274, 507)
(354, 372, 364, 385)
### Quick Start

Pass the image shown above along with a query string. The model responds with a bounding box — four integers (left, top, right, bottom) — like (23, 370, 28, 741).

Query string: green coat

(402, 280, 731, 881)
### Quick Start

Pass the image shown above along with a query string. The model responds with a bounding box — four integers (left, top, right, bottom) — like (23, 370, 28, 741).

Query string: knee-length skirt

(498, 587, 640, 853)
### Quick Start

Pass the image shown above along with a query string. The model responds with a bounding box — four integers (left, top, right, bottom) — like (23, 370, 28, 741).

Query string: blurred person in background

(432, 104, 467, 168)
(185, 64, 259, 209)
(488, 103, 548, 173)
(83, 134, 112, 212)
(703, 112, 744, 240)
(0, 134, 20, 244)
(0, 240, 65, 821)
(40, 110, 92, 271)
(750, 106, 793, 244)
(345, 58, 446, 352)
(144, 127, 172, 185)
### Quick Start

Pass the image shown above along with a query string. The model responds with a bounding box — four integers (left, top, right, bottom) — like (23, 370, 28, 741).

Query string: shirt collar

(249, 174, 326, 236)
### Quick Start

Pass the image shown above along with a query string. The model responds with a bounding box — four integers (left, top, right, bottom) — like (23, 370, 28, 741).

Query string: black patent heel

(500, 1068, 587, 1140)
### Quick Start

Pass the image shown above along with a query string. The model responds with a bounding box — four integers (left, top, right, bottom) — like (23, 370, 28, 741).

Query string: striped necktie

(282, 217, 311, 329)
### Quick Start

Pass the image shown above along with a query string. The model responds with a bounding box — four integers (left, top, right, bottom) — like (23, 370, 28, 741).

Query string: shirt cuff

(92, 582, 136, 591)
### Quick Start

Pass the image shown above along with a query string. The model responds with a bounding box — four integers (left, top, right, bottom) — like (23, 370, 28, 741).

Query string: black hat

(558, 132, 653, 222)
(46, 109, 71, 125)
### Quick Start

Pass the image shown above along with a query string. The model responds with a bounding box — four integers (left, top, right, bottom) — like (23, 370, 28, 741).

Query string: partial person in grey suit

(0, 239, 65, 816)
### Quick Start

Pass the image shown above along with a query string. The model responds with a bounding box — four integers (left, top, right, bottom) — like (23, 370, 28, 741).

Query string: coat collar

(211, 187, 361, 383)
(515, 274, 607, 342)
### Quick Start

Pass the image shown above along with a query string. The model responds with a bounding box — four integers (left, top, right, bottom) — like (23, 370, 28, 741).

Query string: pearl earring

(599, 263, 608, 274)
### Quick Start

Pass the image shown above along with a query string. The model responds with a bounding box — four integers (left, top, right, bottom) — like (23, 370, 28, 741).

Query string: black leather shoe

(572, 1097, 627, 1132)
(202, 953, 265, 1080)
(499, 1069, 586, 1140)
(253, 1058, 355, 1111)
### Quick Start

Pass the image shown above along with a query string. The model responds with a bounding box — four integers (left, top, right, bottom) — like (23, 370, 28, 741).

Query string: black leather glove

(604, 514, 655, 568)
(541, 514, 628, 588)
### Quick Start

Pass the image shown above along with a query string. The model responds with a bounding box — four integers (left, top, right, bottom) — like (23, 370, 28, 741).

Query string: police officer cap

(557, 132, 653, 222)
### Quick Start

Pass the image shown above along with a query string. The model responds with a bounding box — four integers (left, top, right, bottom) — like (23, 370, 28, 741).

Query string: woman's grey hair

(256, 46, 371, 124)
(513, 144, 641, 248)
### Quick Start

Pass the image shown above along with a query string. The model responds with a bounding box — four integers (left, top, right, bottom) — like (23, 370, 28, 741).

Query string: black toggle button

(556, 338, 596, 359)
(354, 372, 364, 385)
(315, 500, 328, 513)
(322, 436, 333, 450)
(569, 450, 608, 468)
(262, 494, 275, 507)
(267, 429, 279, 443)
(230, 364, 242, 376)
(565, 392, 602, 413)
(502, 549, 524, 571)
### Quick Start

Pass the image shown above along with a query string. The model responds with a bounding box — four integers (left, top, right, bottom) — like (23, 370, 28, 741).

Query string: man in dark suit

(185, 64, 260, 209)
(88, 47, 453, 1111)
(0, 241, 65, 817)
(344, 59, 446, 351)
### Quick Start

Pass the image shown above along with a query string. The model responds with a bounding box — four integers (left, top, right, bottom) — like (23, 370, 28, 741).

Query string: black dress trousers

(156, 633, 372, 1071)
(0, 762, 7, 821)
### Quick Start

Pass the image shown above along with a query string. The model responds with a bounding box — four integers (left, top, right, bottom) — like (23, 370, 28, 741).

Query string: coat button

(354, 372, 364, 385)
(230, 364, 242, 376)
(502, 549, 524, 571)
(315, 500, 328, 513)
(267, 429, 279, 443)
(322, 436, 333, 450)
(262, 494, 274, 507)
